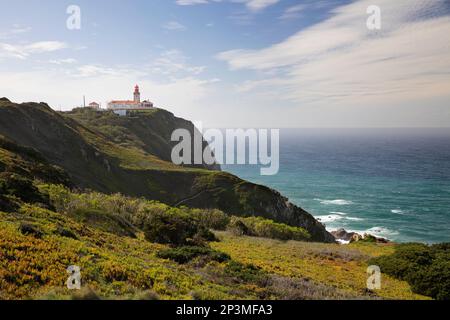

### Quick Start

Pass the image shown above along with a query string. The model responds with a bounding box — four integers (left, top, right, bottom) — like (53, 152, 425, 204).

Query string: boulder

(331, 228, 359, 242)
(331, 228, 390, 244)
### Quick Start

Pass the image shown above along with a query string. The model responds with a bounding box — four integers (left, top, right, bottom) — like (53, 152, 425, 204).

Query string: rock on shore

(331, 228, 390, 244)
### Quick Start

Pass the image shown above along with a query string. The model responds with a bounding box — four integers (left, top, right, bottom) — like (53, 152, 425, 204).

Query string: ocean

(222, 128, 450, 243)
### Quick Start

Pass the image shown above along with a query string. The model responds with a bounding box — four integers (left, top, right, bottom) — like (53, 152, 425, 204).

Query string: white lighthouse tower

(134, 85, 141, 103)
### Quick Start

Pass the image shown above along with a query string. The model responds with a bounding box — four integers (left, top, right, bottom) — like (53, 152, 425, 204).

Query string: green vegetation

(42, 184, 219, 245)
(228, 216, 310, 241)
(0, 99, 444, 300)
(223, 261, 267, 284)
(211, 232, 429, 300)
(0, 179, 431, 300)
(189, 208, 230, 231)
(157, 246, 230, 264)
(133, 209, 216, 245)
(369, 243, 450, 300)
(0, 172, 49, 205)
(0, 100, 333, 242)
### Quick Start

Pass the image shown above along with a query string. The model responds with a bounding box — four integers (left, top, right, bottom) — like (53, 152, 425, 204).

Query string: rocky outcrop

(331, 229, 361, 242)
(331, 228, 389, 244)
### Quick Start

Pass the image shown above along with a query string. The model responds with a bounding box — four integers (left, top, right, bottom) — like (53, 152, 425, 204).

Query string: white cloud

(0, 25, 32, 40)
(147, 49, 206, 77)
(279, 0, 344, 20)
(279, 4, 307, 20)
(217, 0, 450, 107)
(26, 41, 68, 53)
(163, 21, 187, 31)
(176, 0, 210, 5)
(48, 58, 77, 65)
(73, 65, 123, 78)
(0, 41, 67, 59)
(243, 0, 279, 12)
(175, 0, 279, 12)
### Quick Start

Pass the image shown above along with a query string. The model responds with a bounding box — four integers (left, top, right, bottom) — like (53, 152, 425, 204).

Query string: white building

(107, 85, 154, 116)
(87, 102, 100, 109)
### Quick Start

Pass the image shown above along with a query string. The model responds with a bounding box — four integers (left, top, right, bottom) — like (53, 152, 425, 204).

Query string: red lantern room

(133, 85, 141, 103)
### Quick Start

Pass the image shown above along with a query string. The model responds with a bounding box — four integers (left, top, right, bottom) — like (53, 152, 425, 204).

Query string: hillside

(0, 98, 441, 300)
(0, 98, 332, 242)
(0, 183, 427, 300)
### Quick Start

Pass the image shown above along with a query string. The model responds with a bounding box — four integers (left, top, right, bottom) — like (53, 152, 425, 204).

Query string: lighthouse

(134, 85, 141, 103)
(107, 85, 154, 116)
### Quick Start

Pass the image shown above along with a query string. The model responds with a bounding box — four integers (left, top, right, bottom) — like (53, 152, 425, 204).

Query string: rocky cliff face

(0, 98, 334, 243)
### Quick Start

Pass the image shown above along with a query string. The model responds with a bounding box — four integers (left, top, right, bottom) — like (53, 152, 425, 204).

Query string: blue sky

(1, 0, 450, 127)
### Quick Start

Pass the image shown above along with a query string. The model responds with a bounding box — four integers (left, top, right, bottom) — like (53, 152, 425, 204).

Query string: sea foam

(365, 226, 399, 239)
(315, 199, 354, 205)
(316, 214, 344, 223)
(316, 212, 364, 223)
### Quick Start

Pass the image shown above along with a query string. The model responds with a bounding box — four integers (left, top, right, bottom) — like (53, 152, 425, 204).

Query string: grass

(211, 232, 429, 300)
(0, 182, 434, 300)
(0, 208, 243, 300)
(0, 209, 429, 300)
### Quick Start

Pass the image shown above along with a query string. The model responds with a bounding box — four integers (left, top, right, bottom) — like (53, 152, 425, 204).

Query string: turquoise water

(222, 129, 450, 243)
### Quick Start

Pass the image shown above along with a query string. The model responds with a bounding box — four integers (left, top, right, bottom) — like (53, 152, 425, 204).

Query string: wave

(391, 209, 404, 215)
(330, 211, 348, 215)
(314, 199, 354, 205)
(316, 213, 364, 223)
(326, 226, 399, 241)
(365, 226, 399, 239)
(316, 214, 344, 223)
(345, 217, 364, 221)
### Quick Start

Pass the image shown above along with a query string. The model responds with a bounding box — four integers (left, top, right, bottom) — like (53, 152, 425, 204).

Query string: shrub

(189, 208, 230, 230)
(19, 222, 43, 238)
(0, 194, 19, 213)
(53, 225, 78, 239)
(137, 210, 194, 245)
(132, 208, 213, 245)
(101, 261, 130, 282)
(191, 227, 217, 245)
(227, 216, 310, 241)
(369, 243, 450, 300)
(224, 261, 268, 284)
(42, 184, 143, 218)
(70, 208, 136, 238)
(0, 173, 48, 205)
(43, 185, 214, 245)
(227, 217, 252, 236)
(157, 246, 230, 264)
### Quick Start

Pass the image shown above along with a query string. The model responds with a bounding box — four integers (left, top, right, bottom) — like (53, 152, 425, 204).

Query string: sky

(0, 0, 450, 128)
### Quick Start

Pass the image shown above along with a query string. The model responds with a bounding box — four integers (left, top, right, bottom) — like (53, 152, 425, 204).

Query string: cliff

(0, 98, 334, 242)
